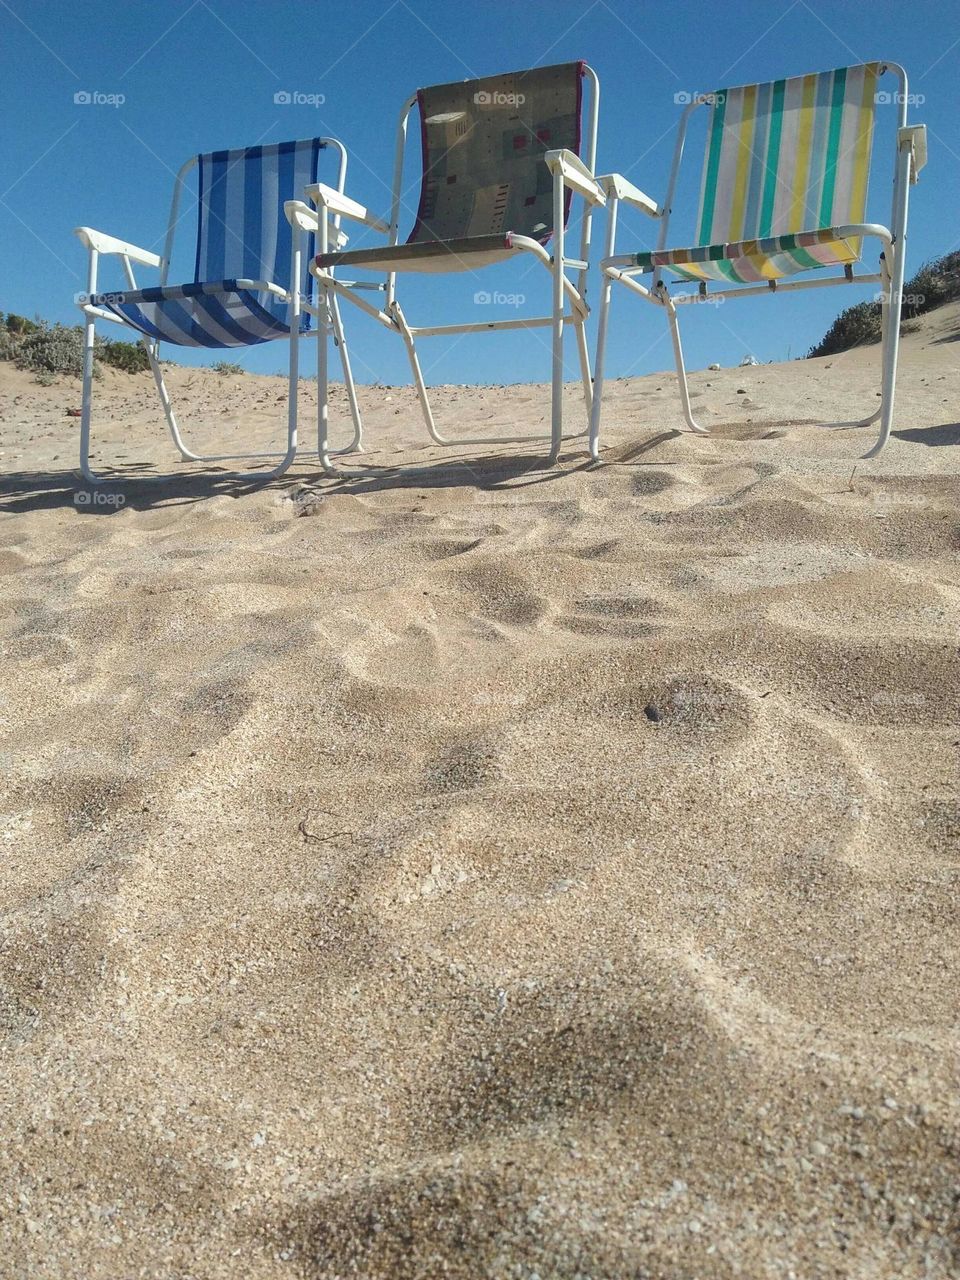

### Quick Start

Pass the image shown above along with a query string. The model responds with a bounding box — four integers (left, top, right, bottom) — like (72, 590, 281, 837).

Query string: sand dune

(0, 304, 958, 1278)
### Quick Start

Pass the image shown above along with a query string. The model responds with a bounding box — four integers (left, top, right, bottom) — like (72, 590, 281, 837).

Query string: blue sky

(1, 0, 957, 387)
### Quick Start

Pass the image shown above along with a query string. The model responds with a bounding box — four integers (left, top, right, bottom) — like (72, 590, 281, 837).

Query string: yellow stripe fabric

(727, 84, 757, 241)
(848, 64, 877, 222)
(789, 74, 818, 231)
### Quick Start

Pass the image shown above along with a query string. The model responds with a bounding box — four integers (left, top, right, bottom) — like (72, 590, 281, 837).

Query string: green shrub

(808, 300, 882, 357)
(3, 313, 40, 336)
(0, 330, 21, 361)
(1, 319, 150, 378)
(98, 336, 150, 374)
(14, 322, 86, 377)
(212, 360, 245, 375)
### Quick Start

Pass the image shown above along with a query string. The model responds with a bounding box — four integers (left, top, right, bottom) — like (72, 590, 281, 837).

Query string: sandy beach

(1, 303, 958, 1278)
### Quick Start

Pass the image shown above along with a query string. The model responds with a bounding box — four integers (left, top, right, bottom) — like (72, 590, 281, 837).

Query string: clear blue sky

(2, 0, 957, 386)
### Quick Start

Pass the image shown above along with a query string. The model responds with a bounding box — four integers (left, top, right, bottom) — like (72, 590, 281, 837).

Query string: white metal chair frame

(300, 65, 603, 475)
(74, 137, 363, 484)
(590, 62, 928, 461)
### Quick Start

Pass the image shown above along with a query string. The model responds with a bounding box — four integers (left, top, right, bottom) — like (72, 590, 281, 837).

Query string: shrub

(212, 360, 245, 375)
(0, 319, 151, 378)
(0, 330, 21, 361)
(3, 313, 40, 336)
(808, 300, 883, 358)
(98, 336, 150, 374)
(14, 322, 86, 377)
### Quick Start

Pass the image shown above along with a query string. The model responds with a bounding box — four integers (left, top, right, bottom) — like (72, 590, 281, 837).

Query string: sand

(0, 303, 958, 1279)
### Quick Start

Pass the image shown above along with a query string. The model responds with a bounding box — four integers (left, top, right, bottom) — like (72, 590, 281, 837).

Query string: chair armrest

(899, 124, 927, 183)
(596, 174, 662, 217)
(74, 227, 163, 267)
(544, 149, 606, 206)
(284, 200, 348, 249)
(303, 183, 390, 234)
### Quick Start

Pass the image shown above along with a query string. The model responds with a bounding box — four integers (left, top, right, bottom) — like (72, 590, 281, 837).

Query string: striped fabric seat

(652, 63, 881, 284)
(90, 281, 297, 347)
(97, 139, 325, 347)
(634, 227, 870, 283)
(317, 62, 583, 274)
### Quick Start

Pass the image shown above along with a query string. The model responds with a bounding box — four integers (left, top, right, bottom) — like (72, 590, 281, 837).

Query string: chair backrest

(408, 62, 584, 246)
(695, 62, 881, 246)
(194, 138, 326, 316)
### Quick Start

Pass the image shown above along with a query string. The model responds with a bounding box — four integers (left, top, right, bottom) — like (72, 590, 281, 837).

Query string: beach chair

(590, 62, 927, 459)
(74, 137, 363, 483)
(298, 61, 602, 474)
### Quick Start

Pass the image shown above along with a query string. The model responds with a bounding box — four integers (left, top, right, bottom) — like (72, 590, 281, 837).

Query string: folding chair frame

(74, 137, 364, 484)
(590, 62, 927, 461)
(307, 65, 602, 475)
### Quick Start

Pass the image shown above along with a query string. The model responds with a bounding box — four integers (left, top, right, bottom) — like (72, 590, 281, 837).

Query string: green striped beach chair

(590, 62, 927, 459)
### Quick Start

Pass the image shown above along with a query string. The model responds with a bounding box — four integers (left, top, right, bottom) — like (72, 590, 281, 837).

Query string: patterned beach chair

(296, 62, 602, 473)
(590, 62, 927, 458)
(74, 137, 363, 483)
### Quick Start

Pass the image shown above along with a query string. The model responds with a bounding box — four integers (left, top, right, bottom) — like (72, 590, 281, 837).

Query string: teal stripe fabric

(697, 90, 727, 244)
(758, 78, 785, 236)
(818, 66, 848, 224)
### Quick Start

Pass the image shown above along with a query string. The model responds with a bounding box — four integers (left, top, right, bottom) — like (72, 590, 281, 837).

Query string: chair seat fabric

(315, 234, 521, 275)
(632, 227, 865, 284)
(90, 281, 305, 347)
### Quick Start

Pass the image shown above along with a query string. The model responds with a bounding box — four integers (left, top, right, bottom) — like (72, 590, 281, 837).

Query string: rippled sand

(1, 305, 958, 1278)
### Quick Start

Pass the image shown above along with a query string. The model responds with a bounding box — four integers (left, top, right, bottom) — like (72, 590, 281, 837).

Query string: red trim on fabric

(568, 60, 585, 229)
(406, 88, 431, 245)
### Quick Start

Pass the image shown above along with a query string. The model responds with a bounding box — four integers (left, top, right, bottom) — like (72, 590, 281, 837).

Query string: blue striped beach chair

(590, 62, 927, 459)
(299, 62, 602, 474)
(74, 137, 363, 483)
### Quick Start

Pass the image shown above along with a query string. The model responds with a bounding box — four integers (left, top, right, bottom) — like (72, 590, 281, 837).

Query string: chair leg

(588, 193, 622, 463)
(78, 308, 100, 485)
(329, 293, 364, 454)
(574, 313, 593, 430)
(588, 270, 613, 462)
(316, 288, 340, 476)
(391, 301, 445, 445)
(142, 337, 199, 461)
(863, 251, 903, 458)
(548, 172, 566, 466)
(860, 269, 889, 427)
(664, 294, 710, 435)
(80, 323, 296, 482)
